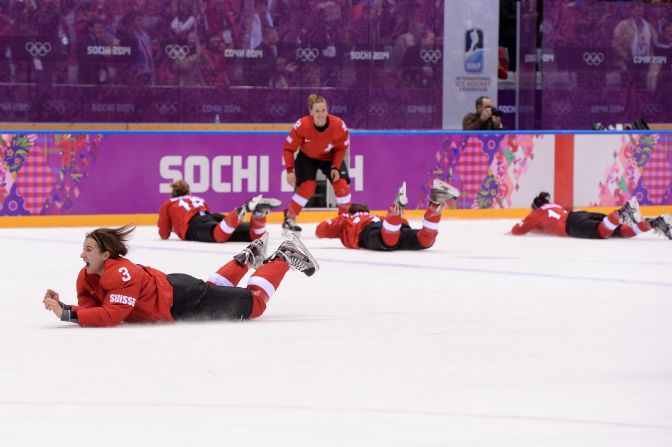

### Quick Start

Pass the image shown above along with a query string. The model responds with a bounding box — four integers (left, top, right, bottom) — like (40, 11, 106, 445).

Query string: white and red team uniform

(316, 202, 445, 250)
(158, 194, 266, 243)
(283, 114, 352, 216)
(69, 255, 293, 327)
(316, 212, 382, 248)
(75, 257, 174, 327)
(511, 203, 569, 236)
(512, 203, 651, 239)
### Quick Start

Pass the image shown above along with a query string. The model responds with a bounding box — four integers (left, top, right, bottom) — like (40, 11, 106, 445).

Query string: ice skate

(618, 196, 642, 225)
(237, 195, 281, 219)
(233, 232, 268, 269)
(282, 209, 302, 236)
(250, 196, 282, 215)
(395, 181, 408, 208)
(236, 194, 260, 220)
(430, 179, 460, 204)
(269, 233, 319, 276)
(648, 215, 672, 240)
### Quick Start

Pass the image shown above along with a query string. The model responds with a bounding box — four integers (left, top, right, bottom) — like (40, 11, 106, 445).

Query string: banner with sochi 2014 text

(0, 132, 562, 217)
(442, 0, 500, 129)
(3, 131, 668, 218)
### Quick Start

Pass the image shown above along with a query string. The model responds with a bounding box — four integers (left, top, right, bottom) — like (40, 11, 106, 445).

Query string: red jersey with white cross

(74, 257, 174, 327)
(158, 195, 210, 240)
(283, 114, 350, 171)
(511, 203, 569, 236)
(316, 212, 384, 249)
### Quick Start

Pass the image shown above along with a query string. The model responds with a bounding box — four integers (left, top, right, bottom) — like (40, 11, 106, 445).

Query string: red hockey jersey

(511, 203, 569, 236)
(158, 195, 210, 240)
(283, 114, 350, 171)
(316, 212, 383, 249)
(74, 257, 174, 327)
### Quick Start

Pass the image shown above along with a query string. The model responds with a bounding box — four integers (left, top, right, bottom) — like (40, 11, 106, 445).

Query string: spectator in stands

(76, 0, 115, 37)
(611, 1, 657, 89)
(303, 66, 322, 87)
(370, 0, 397, 47)
(252, 26, 279, 86)
(202, 31, 230, 87)
(28, 0, 66, 84)
(575, 3, 613, 47)
(170, 0, 197, 38)
(193, 0, 211, 40)
(648, 21, 672, 90)
(269, 55, 298, 88)
(210, 0, 242, 47)
(462, 96, 504, 130)
(119, 11, 155, 85)
(303, 0, 345, 54)
(0, 4, 13, 81)
(400, 28, 440, 88)
(174, 30, 210, 86)
(249, 0, 273, 50)
(499, 0, 518, 72)
(390, 32, 415, 66)
(78, 19, 111, 84)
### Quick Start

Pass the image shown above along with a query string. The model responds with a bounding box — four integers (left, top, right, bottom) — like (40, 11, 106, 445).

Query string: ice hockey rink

(1, 218, 671, 447)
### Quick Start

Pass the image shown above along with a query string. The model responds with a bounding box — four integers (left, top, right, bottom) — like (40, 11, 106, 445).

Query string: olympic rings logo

(420, 49, 442, 64)
(641, 103, 661, 115)
(165, 44, 190, 60)
(368, 101, 388, 116)
(25, 41, 52, 57)
(44, 100, 67, 114)
(583, 52, 604, 67)
(154, 102, 178, 114)
(550, 102, 571, 116)
(295, 47, 319, 62)
(268, 103, 287, 117)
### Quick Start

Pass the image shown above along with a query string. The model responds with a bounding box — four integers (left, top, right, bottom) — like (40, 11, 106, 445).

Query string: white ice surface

(1, 220, 671, 446)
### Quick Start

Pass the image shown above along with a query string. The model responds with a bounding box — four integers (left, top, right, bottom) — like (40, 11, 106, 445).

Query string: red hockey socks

(417, 203, 442, 248)
(381, 204, 402, 247)
(287, 180, 316, 219)
(213, 209, 240, 242)
(206, 259, 249, 287)
(619, 220, 652, 238)
(332, 178, 351, 214)
(247, 259, 290, 319)
(597, 211, 620, 238)
(248, 213, 267, 240)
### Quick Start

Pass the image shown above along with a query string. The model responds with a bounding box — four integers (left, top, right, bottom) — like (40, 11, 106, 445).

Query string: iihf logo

(464, 28, 484, 73)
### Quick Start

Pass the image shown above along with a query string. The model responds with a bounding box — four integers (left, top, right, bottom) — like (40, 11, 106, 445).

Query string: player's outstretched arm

(43, 289, 64, 319)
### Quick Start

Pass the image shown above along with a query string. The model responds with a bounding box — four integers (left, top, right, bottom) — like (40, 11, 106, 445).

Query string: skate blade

(289, 233, 319, 275)
(282, 228, 301, 238)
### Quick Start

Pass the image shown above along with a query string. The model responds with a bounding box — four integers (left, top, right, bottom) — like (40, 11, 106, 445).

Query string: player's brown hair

(171, 179, 190, 197)
(531, 192, 551, 209)
(307, 93, 327, 112)
(348, 203, 369, 214)
(85, 225, 135, 259)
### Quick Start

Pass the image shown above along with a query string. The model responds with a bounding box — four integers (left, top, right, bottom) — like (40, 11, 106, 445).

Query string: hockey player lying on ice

(316, 179, 460, 250)
(158, 179, 281, 243)
(511, 192, 671, 240)
(42, 225, 318, 327)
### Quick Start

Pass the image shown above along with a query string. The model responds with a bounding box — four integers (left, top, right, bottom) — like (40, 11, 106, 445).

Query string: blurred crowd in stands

(0, 0, 445, 89)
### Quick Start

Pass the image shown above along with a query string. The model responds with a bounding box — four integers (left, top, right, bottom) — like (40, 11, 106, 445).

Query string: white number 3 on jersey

(118, 267, 132, 282)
